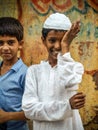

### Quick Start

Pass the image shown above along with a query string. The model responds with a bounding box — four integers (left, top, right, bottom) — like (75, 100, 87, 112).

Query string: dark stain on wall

(16, 0, 22, 21)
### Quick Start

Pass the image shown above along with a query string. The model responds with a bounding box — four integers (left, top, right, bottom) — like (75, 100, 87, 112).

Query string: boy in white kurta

(22, 13, 86, 130)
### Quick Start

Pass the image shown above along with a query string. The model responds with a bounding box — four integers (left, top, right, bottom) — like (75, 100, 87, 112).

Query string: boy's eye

(0, 41, 4, 46)
(7, 40, 15, 45)
(48, 38, 56, 43)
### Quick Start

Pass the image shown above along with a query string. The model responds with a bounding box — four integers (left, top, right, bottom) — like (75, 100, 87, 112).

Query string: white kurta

(22, 52, 84, 130)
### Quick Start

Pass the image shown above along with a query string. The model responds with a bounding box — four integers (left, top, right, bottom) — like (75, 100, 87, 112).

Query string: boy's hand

(61, 20, 80, 54)
(69, 92, 86, 109)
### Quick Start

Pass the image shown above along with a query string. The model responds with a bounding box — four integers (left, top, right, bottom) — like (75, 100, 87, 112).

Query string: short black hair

(0, 17, 23, 41)
(42, 28, 52, 39)
(42, 28, 66, 39)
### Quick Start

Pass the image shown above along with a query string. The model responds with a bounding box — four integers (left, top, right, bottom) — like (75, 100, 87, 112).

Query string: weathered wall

(0, 0, 98, 130)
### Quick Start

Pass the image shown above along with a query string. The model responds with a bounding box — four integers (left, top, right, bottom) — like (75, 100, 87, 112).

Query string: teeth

(54, 51, 60, 54)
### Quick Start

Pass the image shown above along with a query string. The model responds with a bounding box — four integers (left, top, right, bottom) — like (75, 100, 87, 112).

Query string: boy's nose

(54, 41, 61, 49)
(2, 43, 9, 49)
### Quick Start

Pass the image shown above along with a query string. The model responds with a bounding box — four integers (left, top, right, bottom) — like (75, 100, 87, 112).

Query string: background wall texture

(0, 0, 98, 130)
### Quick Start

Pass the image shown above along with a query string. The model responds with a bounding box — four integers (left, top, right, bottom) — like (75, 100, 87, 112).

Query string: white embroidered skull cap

(43, 12, 72, 30)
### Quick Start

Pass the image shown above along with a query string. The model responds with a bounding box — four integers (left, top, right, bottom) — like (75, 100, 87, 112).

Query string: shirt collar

(0, 58, 23, 72)
(11, 58, 23, 72)
(41, 60, 57, 69)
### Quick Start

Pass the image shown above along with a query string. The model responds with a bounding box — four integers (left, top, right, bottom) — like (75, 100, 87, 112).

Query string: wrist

(61, 44, 69, 55)
(8, 112, 13, 120)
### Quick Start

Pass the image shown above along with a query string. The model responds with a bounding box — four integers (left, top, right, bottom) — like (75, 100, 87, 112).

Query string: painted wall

(0, 0, 98, 130)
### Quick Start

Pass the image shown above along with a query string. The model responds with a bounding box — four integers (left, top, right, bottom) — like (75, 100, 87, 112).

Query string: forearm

(22, 99, 72, 121)
(8, 111, 27, 121)
(61, 43, 69, 55)
(57, 53, 84, 87)
(0, 110, 28, 123)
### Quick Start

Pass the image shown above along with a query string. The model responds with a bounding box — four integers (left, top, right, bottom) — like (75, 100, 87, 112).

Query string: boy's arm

(0, 109, 28, 123)
(57, 21, 83, 87)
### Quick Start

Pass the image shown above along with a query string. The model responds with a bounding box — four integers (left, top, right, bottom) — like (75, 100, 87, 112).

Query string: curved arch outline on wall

(30, 0, 98, 16)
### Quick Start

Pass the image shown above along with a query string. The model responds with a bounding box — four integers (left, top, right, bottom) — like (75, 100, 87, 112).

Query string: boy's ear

(18, 40, 24, 50)
(41, 36, 44, 42)
(41, 36, 46, 46)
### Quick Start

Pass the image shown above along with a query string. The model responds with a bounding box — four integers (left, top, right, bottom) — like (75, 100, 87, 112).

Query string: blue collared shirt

(0, 59, 28, 130)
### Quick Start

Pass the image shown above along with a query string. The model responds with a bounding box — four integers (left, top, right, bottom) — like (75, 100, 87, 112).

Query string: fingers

(69, 92, 86, 109)
(75, 103, 85, 109)
(61, 20, 81, 45)
(74, 98, 85, 109)
(74, 92, 86, 99)
(70, 20, 81, 37)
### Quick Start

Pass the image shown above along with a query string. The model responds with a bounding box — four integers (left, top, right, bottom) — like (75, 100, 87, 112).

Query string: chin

(52, 55, 58, 60)
(49, 53, 58, 60)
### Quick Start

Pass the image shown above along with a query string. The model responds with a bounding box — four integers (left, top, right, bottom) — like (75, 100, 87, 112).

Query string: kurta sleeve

(22, 66, 72, 121)
(57, 52, 84, 88)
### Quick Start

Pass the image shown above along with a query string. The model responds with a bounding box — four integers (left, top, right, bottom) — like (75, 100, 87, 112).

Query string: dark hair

(42, 28, 66, 39)
(42, 28, 52, 39)
(0, 17, 23, 41)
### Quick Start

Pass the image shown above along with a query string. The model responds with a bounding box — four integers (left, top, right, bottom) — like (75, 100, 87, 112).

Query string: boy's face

(42, 30, 65, 61)
(0, 35, 23, 62)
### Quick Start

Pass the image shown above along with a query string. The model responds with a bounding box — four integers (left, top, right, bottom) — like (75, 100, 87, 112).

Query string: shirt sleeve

(22, 66, 72, 121)
(57, 52, 84, 88)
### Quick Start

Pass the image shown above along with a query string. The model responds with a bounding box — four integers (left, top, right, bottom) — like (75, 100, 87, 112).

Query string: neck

(48, 56, 57, 67)
(2, 57, 18, 66)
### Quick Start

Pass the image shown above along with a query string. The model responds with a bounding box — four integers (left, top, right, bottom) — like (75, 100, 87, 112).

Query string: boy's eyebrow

(8, 39, 15, 41)
(0, 39, 16, 44)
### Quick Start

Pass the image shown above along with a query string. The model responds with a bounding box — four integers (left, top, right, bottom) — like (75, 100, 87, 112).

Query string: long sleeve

(57, 52, 84, 88)
(22, 66, 72, 121)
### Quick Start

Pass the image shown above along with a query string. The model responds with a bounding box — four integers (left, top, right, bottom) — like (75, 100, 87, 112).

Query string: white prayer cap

(43, 12, 72, 30)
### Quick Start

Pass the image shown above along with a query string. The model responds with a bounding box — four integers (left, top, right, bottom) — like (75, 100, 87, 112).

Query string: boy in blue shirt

(0, 17, 28, 130)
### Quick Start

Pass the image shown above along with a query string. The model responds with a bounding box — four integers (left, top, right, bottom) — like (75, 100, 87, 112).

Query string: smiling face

(0, 35, 23, 63)
(42, 30, 65, 66)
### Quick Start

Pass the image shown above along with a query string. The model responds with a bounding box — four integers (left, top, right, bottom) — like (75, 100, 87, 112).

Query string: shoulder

(18, 59, 28, 70)
(27, 64, 40, 72)
(27, 61, 47, 74)
(13, 59, 28, 76)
